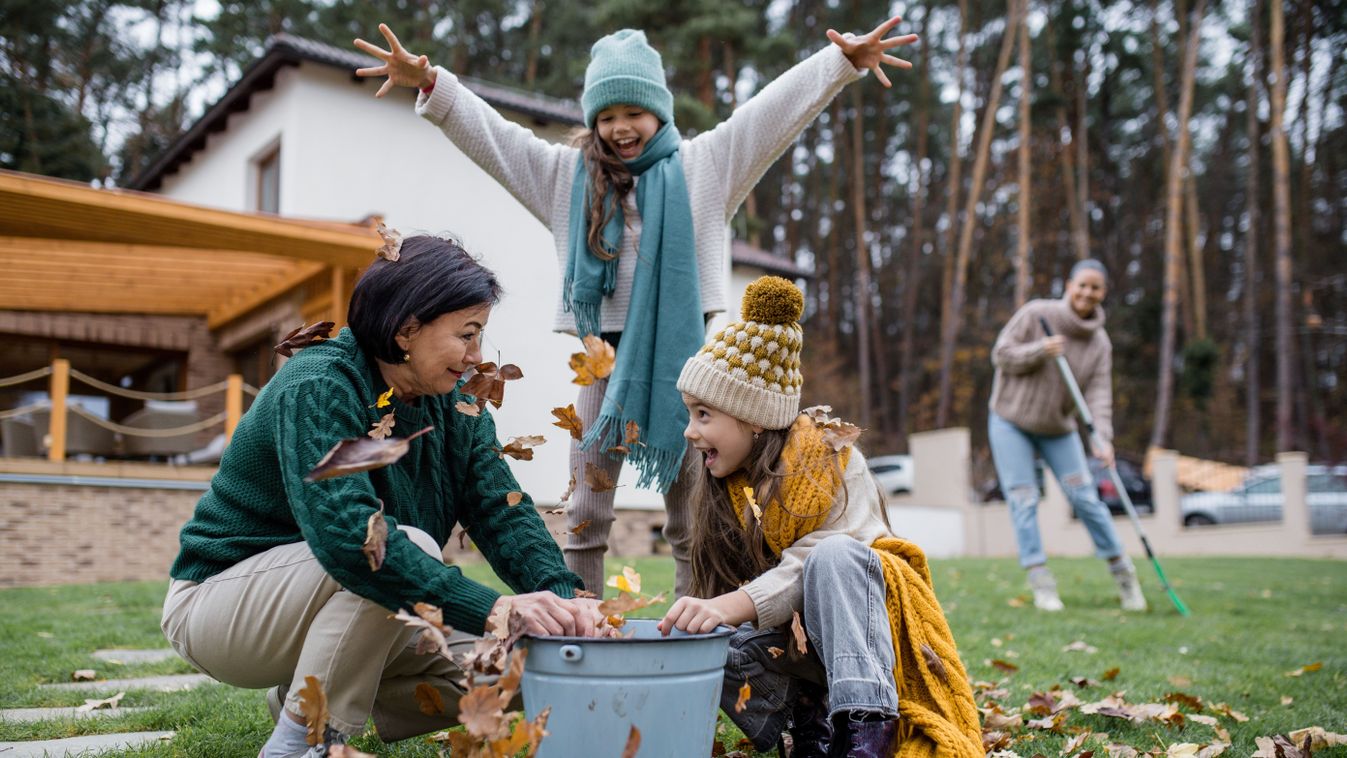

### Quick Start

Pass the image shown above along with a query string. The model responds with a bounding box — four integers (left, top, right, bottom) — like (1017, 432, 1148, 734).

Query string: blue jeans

(720, 535, 899, 751)
(988, 412, 1124, 567)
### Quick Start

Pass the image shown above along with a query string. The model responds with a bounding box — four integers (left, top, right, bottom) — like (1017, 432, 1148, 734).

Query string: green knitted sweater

(169, 329, 582, 634)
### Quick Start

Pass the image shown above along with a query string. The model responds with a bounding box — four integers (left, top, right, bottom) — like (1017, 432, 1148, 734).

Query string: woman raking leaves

(355, 17, 919, 596)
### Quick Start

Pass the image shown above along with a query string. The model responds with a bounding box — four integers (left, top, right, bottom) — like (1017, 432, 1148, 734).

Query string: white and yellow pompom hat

(676, 275, 805, 430)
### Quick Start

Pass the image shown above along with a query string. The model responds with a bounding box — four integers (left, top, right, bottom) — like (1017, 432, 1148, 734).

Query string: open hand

(827, 16, 919, 88)
(353, 23, 436, 96)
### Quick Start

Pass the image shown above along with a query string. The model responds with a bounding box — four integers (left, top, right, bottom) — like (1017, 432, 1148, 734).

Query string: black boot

(829, 712, 898, 758)
(783, 686, 833, 758)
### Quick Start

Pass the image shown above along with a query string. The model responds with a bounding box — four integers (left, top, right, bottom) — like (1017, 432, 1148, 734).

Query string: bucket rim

(521, 620, 735, 644)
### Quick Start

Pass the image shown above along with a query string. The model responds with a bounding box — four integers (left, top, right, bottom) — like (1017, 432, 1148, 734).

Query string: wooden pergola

(0, 170, 378, 329)
(0, 169, 381, 461)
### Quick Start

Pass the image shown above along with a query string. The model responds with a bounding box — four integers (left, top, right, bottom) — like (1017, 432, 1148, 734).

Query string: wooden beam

(330, 266, 349, 329)
(0, 237, 311, 267)
(207, 261, 325, 329)
(47, 358, 69, 462)
(225, 374, 243, 442)
(0, 295, 210, 315)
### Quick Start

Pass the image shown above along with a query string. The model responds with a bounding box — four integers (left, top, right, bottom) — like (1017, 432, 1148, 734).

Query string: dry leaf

(1207, 702, 1248, 722)
(298, 675, 329, 747)
(1288, 727, 1347, 750)
(274, 321, 335, 357)
(623, 420, 642, 447)
(559, 469, 578, 504)
(506, 491, 525, 507)
(570, 519, 592, 535)
(454, 400, 482, 417)
(574, 589, 597, 599)
(990, 659, 1019, 673)
(495, 434, 546, 461)
(376, 387, 395, 409)
(621, 724, 642, 758)
(328, 746, 378, 758)
(1165, 692, 1204, 711)
(414, 682, 445, 715)
(1102, 667, 1121, 681)
(362, 501, 388, 571)
(368, 412, 396, 440)
(607, 445, 630, 456)
(569, 335, 616, 385)
(391, 603, 451, 657)
(802, 405, 864, 450)
(743, 486, 763, 523)
(461, 362, 524, 410)
(790, 611, 808, 656)
(584, 462, 617, 493)
(1280, 696, 1293, 706)
(550, 404, 585, 440)
(1063, 640, 1099, 654)
(1283, 661, 1323, 677)
(767, 646, 785, 659)
(458, 684, 506, 739)
(306, 427, 433, 482)
(375, 222, 402, 261)
(734, 681, 751, 713)
(606, 566, 642, 594)
(982, 709, 1023, 730)
(597, 592, 666, 617)
(71, 669, 96, 681)
(920, 644, 949, 684)
(75, 691, 125, 712)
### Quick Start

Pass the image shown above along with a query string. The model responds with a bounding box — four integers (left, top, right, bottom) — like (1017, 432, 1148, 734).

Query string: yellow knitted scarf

(729, 415, 983, 757)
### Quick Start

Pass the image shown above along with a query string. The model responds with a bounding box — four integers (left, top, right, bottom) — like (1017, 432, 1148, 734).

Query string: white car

(1180, 465, 1347, 535)
(868, 454, 914, 495)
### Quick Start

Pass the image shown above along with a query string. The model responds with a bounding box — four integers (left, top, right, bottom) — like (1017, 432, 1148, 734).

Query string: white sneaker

(1110, 557, 1148, 611)
(1027, 566, 1064, 611)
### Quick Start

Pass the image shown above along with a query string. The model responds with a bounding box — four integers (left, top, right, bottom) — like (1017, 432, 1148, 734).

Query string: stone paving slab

(90, 649, 179, 665)
(0, 707, 149, 724)
(0, 731, 174, 757)
(39, 674, 212, 693)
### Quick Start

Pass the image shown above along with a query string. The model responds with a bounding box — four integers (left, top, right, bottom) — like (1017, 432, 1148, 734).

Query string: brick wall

(0, 479, 668, 588)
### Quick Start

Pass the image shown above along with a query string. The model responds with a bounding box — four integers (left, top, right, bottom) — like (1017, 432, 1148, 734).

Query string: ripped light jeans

(988, 411, 1124, 567)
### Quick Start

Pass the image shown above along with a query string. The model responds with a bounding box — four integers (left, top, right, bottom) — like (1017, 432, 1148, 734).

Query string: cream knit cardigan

(415, 46, 863, 334)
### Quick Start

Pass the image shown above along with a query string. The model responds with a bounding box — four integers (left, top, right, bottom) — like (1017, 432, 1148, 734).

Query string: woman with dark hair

(162, 235, 599, 757)
(988, 258, 1146, 612)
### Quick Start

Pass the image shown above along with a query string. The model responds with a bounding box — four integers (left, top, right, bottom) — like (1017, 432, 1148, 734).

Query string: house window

(255, 146, 280, 213)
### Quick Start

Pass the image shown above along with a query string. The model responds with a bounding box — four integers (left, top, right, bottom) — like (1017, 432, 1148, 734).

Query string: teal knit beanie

(581, 29, 674, 128)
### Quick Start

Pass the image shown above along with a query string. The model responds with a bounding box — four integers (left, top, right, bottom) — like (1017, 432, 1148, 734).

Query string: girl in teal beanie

(355, 19, 917, 597)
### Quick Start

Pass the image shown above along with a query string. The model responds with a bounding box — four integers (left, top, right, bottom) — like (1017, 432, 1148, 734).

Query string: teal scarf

(563, 122, 701, 492)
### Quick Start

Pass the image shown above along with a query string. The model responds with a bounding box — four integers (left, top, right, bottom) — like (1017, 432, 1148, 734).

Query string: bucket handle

(558, 645, 584, 663)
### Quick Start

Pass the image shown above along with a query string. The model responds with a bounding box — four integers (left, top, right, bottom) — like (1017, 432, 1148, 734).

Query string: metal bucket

(520, 619, 733, 757)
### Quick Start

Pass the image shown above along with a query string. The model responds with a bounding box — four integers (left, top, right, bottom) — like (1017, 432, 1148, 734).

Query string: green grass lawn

(1, 556, 1344, 756)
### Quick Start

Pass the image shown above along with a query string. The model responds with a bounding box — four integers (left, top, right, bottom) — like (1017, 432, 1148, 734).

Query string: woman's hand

(354, 23, 436, 96)
(827, 16, 919, 88)
(1092, 438, 1116, 469)
(658, 591, 756, 635)
(1041, 335, 1066, 358)
(497, 591, 598, 637)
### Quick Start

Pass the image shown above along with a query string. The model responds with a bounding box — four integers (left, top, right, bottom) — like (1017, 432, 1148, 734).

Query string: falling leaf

(990, 659, 1019, 673)
(734, 681, 751, 713)
(298, 675, 329, 747)
(598, 591, 667, 617)
(623, 420, 642, 447)
(584, 462, 617, 493)
(376, 387, 395, 408)
(458, 684, 506, 739)
(461, 362, 524, 409)
(801, 405, 864, 450)
(454, 400, 482, 417)
(607, 444, 630, 456)
(801, 405, 833, 422)
(362, 501, 388, 571)
(574, 589, 597, 599)
(790, 611, 808, 656)
(767, 646, 785, 659)
(606, 566, 642, 594)
(368, 412, 396, 440)
(415, 682, 446, 715)
(71, 669, 96, 681)
(506, 491, 525, 507)
(75, 691, 125, 712)
(495, 434, 546, 461)
(570, 519, 592, 535)
(375, 222, 402, 261)
(569, 335, 615, 385)
(920, 644, 949, 684)
(1284, 661, 1323, 677)
(743, 487, 763, 523)
(551, 404, 585, 440)
(559, 469, 578, 504)
(274, 321, 335, 357)
(391, 603, 451, 657)
(1102, 667, 1121, 681)
(305, 427, 434, 482)
(621, 724, 642, 758)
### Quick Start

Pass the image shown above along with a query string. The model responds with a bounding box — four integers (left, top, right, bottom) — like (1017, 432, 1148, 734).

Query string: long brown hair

(687, 424, 852, 598)
(570, 128, 634, 260)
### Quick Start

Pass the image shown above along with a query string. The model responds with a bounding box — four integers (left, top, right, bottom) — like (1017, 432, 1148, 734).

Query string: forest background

(3, 0, 1343, 472)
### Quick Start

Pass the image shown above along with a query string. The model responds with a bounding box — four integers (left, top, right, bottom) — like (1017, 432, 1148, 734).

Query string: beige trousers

(161, 526, 478, 741)
(564, 378, 699, 596)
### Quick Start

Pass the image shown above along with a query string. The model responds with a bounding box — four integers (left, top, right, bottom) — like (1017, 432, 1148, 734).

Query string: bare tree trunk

(1015, 4, 1033, 307)
(1185, 173, 1208, 339)
(825, 102, 844, 335)
(898, 1, 934, 448)
(1150, 0, 1207, 450)
(937, 0, 1022, 428)
(850, 87, 874, 429)
(1269, 0, 1294, 452)
(1243, 0, 1263, 466)
(1074, 36, 1091, 260)
(1047, 19, 1086, 262)
(524, 0, 543, 88)
(937, 0, 969, 422)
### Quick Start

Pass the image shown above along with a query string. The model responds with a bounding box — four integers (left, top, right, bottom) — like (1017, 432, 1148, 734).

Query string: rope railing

(66, 404, 229, 438)
(0, 403, 48, 422)
(68, 369, 231, 401)
(0, 366, 53, 389)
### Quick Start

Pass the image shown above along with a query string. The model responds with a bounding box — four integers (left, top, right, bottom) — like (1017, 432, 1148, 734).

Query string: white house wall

(156, 62, 670, 508)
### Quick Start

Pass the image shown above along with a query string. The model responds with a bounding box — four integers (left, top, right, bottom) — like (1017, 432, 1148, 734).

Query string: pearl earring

(403, 352, 411, 363)
(753, 431, 760, 440)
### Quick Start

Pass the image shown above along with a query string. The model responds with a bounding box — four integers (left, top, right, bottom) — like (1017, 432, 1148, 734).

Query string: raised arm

(354, 23, 574, 224)
(697, 16, 919, 215)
